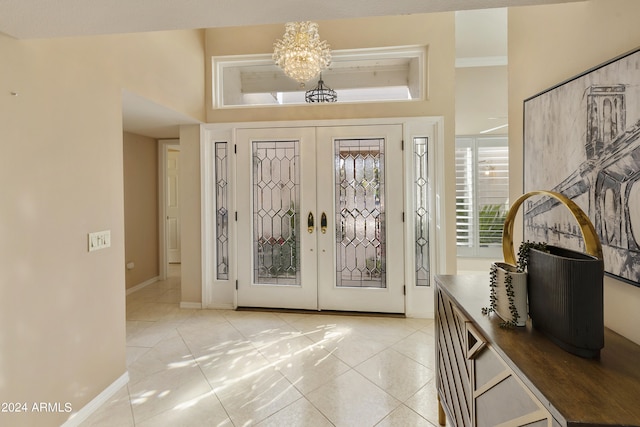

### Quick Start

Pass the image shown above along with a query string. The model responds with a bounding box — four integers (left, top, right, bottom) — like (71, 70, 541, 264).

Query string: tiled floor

(82, 266, 444, 426)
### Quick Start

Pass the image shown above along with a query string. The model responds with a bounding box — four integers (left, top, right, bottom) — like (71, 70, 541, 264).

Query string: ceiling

(0, 0, 582, 40)
(0, 0, 584, 138)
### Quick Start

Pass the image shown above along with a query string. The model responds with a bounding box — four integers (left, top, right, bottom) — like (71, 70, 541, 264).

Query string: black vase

(528, 245, 604, 359)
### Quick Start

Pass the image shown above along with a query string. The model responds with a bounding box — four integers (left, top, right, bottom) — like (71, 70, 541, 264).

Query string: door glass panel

(414, 137, 430, 286)
(252, 140, 300, 285)
(215, 141, 229, 280)
(335, 138, 386, 288)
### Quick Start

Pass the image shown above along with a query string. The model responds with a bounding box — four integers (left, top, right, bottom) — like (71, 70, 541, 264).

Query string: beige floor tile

(355, 348, 434, 402)
(127, 302, 182, 322)
(294, 316, 357, 344)
(224, 310, 300, 338)
(272, 340, 351, 394)
(135, 391, 232, 427)
(256, 397, 333, 427)
(87, 266, 441, 427)
(214, 368, 302, 426)
(129, 364, 212, 424)
(253, 329, 315, 360)
(306, 369, 401, 427)
(347, 317, 418, 346)
(180, 309, 229, 328)
(80, 386, 134, 427)
(155, 288, 182, 304)
(404, 317, 435, 332)
(198, 341, 273, 391)
(127, 334, 196, 382)
(316, 330, 389, 367)
(404, 378, 448, 426)
(392, 329, 436, 368)
(126, 346, 152, 367)
(126, 320, 155, 338)
(178, 320, 246, 358)
(377, 404, 435, 427)
(126, 321, 181, 348)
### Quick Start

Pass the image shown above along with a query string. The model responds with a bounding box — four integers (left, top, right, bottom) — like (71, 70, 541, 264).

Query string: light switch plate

(88, 230, 111, 252)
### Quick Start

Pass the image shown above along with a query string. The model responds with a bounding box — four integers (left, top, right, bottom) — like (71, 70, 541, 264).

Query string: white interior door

(236, 125, 405, 313)
(166, 147, 181, 263)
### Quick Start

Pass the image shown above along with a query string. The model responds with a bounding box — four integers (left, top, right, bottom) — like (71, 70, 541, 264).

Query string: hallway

(82, 267, 444, 426)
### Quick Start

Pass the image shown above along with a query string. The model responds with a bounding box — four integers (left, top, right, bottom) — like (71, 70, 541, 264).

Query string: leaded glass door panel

(236, 127, 318, 310)
(316, 125, 405, 313)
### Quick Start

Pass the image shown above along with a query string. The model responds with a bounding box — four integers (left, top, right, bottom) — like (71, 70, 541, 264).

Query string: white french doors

(236, 125, 405, 313)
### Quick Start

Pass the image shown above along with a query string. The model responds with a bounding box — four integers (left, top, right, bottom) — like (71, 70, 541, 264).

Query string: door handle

(308, 212, 314, 233)
(321, 212, 327, 234)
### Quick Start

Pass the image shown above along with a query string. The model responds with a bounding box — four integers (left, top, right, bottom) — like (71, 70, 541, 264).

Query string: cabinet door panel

(475, 376, 542, 427)
(474, 344, 505, 390)
(436, 289, 472, 426)
(473, 346, 553, 427)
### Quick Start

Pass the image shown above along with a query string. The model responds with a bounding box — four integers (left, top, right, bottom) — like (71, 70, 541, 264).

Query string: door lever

(321, 212, 327, 234)
(308, 212, 315, 233)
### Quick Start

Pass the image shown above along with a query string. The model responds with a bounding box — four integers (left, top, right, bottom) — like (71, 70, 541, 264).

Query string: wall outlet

(88, 230, 111, 252)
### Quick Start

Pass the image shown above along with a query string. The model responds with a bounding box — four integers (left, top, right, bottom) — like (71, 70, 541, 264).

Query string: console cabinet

(435, 274, 640, 427)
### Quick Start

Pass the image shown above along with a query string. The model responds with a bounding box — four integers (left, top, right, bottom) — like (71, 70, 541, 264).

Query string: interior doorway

(159, 139, 181, 280)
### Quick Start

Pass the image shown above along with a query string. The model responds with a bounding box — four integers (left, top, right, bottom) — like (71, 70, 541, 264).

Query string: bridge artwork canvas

(524, 47, 640, 287)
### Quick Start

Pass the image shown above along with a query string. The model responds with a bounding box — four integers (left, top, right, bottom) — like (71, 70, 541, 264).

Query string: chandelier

(273, 21, 332, 84)
(305, 74, 337, 103)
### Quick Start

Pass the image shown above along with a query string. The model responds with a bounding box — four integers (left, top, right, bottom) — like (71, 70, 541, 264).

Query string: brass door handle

(321, 212, 327, 234)
(308, 212, 314, 233)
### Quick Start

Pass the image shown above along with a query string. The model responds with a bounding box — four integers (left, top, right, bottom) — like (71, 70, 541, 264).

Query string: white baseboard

(180, 301, 202, 309)
(126, 276, 159, 295)
(61, 372, 129, 427)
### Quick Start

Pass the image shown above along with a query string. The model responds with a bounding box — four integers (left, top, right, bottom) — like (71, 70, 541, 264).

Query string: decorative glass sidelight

(215, 142, 229, 280)
(335, 138, 386, 288)
(414, 137, 430, 286)
(252, 140, 300, 285)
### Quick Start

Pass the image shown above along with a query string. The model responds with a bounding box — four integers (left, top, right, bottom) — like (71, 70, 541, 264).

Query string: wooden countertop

(436, 274, 640, 426)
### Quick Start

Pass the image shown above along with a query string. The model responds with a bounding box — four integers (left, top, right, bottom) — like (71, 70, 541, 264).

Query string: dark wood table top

(436, 274, 640, 427)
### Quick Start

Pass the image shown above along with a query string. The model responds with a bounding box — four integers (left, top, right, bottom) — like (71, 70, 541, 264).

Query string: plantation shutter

(455, 140, 474, 248)
(456, 137, 509, 257)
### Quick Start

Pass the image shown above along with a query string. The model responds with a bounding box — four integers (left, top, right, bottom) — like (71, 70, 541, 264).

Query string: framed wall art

(523, 47, 640, 287)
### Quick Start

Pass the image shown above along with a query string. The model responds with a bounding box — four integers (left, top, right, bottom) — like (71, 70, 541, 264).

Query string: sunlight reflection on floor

(81, 270, 444, 426)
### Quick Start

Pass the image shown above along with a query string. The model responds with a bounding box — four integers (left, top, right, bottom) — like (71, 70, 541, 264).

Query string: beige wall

(509, 0, 640, 344)
(0, 30, 204, 426)
(179, 125, 203, 303)
(123, 132, 159, 289)
(455, 65, 508, 135)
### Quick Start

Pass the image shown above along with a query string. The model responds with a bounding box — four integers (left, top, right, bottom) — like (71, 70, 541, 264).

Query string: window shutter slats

(456, 137, 509, 256)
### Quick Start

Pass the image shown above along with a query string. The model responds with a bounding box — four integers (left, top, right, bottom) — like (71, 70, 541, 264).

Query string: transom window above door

(212, 46, 427, 108)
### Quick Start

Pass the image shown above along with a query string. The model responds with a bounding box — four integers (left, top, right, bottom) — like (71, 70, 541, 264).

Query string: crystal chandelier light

(273, 21, 332, 85)
(305, 74, 337, 103)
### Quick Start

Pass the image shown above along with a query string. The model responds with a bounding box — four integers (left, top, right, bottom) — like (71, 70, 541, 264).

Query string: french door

(236, 125, 405, 313)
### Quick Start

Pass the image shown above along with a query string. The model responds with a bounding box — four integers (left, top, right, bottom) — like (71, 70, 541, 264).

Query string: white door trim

(201, 117, 447, 317)
(158, 139, 179, 281)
